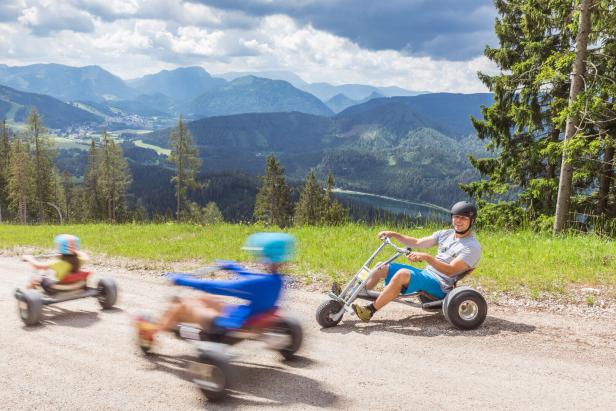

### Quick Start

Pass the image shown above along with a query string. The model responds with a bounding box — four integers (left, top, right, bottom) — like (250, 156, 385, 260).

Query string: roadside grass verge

(0, 223, 614, 296)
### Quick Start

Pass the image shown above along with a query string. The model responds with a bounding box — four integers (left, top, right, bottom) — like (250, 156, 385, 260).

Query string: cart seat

(50, 271, 91, 291)
(453, 268, 474, 288)
(242, 309, 279, 329)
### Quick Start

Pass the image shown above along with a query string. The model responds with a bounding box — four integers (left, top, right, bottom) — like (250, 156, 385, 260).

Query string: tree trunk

(544, 128, 560, 211)
(597, 138, 614, 215)
(553, 0, 594, 234)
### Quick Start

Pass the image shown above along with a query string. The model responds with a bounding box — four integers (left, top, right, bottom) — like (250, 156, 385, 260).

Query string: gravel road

(2, 257, 616, 410)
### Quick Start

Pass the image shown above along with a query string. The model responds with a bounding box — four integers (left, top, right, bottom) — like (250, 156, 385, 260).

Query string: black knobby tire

(17, 290, 43, 326)
(316, 299, 343, 328)
(97, 278, 118, 309)
(275, 316, 303, 360)
(442, 287, 487, 330)
(192, 350, 232, 401)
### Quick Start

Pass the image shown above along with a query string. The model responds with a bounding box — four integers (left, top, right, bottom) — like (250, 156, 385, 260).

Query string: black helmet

(450, 201, 477, 220)
(450, 201, 477, 234)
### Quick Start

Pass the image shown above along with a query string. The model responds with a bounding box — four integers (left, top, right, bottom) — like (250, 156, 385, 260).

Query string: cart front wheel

(316, 299, 343, 328)
(442, 287, 487, 330)
(192, 350, 231, 401)
(16, 290, 43, 326)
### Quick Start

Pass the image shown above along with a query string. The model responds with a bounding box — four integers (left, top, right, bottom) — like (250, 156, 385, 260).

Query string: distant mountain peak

(188, 75, 333, 117)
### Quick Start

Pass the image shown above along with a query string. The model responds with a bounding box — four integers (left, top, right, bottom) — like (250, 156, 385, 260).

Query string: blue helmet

(54, 234, 80, 255)
(244, 233, 296, 263)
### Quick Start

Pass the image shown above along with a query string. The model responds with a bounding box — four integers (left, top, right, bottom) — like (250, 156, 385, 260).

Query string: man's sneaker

(352, 304, 374, 322)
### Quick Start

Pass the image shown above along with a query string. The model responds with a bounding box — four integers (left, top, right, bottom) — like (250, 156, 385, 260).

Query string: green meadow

(0, 223, 614, 296)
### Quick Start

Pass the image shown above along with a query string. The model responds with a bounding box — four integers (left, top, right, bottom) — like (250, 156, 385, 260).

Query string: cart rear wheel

(192, 350, 232, 401)
(442, 287, 487, 330)
(17, 290, 43, 326)
(97, 278, 117, 309)
(316, 299, 343, 328)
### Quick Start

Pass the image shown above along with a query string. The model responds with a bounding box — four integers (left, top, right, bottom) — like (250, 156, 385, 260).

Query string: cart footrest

(41, 288, 99, 305)
(355, 289, 380, 301)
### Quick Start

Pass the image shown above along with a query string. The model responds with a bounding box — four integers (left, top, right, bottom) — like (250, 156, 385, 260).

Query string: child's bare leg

(157, 298, 220, 332)
(27, 276, 41, 289)
(196, 293, 224, 311)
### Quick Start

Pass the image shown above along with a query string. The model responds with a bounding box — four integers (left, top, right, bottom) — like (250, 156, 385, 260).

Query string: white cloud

(0, 2, 497, 92)
(18, 0, 95, 35)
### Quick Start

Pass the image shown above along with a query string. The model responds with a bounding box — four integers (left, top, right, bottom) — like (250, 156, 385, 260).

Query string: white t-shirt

(425, 229, 482, 290)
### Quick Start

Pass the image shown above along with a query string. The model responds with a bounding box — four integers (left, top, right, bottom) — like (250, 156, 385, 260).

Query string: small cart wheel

(275, 316, 303, 360)
(16, 290, 43, 326)
(192, 350, 232, 401)
(97, 278, 118, 309)
(316, 299, 343, 328)
(442, 287, 487, 330)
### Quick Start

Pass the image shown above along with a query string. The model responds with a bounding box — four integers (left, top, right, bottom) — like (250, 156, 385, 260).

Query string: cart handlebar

(382, 236, 412, 255)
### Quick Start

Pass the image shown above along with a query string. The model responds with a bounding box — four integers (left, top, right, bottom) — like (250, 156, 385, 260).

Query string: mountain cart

(15, 270, 118, 326)
(316, 237, 487, 330)
(137, 264, 303, 402)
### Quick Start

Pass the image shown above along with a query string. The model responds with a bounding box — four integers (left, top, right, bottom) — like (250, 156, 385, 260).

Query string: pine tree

(169, 116, 202, 220)
(0, 120, 11, 218)
(7, 138, 33, 224)
(553, 0, 595, 233)
(98, 132, 132, 223)
(254, 154, 293, 227)
(84, 139, 101, 221)
(203, 202, 224, 224)
(322, 171, 348, 225)
(60, 170, 73, 223)
(295, 170, 324, 225)
(463, 0, 616, 231)
(25, 109, 56, 222)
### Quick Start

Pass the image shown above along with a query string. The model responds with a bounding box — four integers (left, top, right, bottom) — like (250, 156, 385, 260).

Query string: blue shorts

(385, 263, 447, 299)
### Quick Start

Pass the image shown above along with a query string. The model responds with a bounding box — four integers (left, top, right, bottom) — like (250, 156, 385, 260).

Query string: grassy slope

(0, 223, 614, 295)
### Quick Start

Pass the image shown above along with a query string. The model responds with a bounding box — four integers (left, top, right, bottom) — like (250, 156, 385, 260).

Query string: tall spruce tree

(7, 138, 33, 224)
(295, 170, 324, 225)
(254, 154, 293, 227)
(25, 109, 56, 222)
(553, 0, 595, 233)
(0, 120, 11, 218)
(84, 139, 102, 221)
(169, 116, 202, 220)
(322, 170, 348, 225)
(98, 132, 131, 223)
(463, 0, 616, 232)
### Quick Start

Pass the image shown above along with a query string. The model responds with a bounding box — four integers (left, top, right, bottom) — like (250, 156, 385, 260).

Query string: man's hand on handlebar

(378, 231, 397, 240)
(407, 252, 430, 263)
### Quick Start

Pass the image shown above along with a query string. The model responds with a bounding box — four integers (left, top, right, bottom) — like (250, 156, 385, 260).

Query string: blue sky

(0, 0, 498, 92)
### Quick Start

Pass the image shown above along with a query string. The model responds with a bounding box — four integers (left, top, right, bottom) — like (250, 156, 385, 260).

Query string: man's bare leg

(364, 264, 388, 290)
(353, 269, 410, 321)
(373, 269, 410, 310)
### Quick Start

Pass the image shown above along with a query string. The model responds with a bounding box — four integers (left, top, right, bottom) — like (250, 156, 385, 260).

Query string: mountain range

(138, 93, 493, 206)
(0, 62, 492, 208)
(0, 64, 421, 125)
(0, 85, 100, 129)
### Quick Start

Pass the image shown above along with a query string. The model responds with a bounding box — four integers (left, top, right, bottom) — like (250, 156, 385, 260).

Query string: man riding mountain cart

(317, 201, 488, 330)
